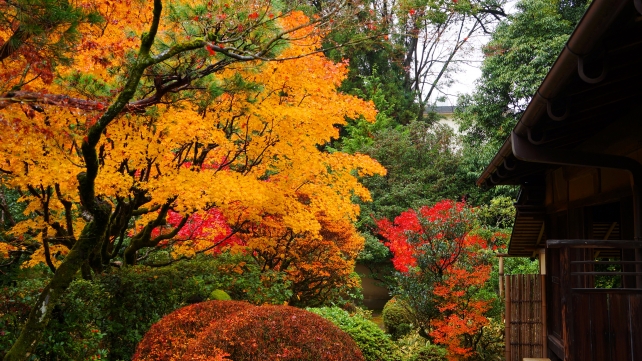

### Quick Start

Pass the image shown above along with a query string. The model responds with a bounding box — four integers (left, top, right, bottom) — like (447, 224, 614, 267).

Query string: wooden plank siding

(506, 274, 545, 360)
(569, 291, 642, 361)
(546, 239, 642, 361)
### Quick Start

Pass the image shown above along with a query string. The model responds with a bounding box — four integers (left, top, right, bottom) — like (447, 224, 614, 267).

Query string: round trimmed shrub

(132, 300, 253, 361)
(308, 306, 400, 361)
(382, 297, 414, 339)
(209, 289, 232, 301)
(182, 305, 365, 361)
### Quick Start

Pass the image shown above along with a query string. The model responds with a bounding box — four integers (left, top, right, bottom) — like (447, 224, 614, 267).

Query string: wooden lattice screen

(505, 274, 546, 361)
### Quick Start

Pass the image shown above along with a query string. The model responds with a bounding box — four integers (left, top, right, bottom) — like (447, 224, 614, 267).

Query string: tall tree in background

(326, 1, 510, 278)
(358, 122, 465, 228)
(326, 0, 507, 125)
(456, 0, 590, 147)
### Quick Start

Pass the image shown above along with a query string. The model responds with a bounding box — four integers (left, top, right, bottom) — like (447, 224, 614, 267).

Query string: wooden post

(505, 275, 511, 361)
(539, 249, 548, 358)
(499, 256, 504, 298)
(541, 274, 548, 358)
(560, 247, 573, 361)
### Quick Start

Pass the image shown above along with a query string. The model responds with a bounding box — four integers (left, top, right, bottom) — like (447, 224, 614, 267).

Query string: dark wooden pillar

(560, 246, 573, 361)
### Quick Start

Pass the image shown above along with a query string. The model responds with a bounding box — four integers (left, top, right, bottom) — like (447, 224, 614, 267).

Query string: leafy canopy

(377, 200, 505, 360)
(456, 0, 589, 146)
(0, 1, 385, 358)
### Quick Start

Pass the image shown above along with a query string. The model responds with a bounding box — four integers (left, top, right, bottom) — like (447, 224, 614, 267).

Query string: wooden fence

(504, 274, 546, 361)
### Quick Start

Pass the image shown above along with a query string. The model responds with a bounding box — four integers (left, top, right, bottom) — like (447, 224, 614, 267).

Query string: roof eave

(477, 0, 631, 187)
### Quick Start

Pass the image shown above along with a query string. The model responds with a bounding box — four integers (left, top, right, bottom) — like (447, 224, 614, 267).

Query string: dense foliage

(179, 304, 365, 361)
(0, 253, 291, 360)
(0, 0, 590, 359)
(309, 306, 399, 361)
(0, 1, 386, 357)
(378, 200, 504, 360)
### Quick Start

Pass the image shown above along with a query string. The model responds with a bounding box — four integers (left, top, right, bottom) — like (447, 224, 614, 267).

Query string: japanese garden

(2, 0, 641, 360)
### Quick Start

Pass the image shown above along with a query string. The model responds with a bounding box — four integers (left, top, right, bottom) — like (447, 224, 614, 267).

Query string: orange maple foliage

(243, 211, 365, 306)
(0, 4, 383, 268)
(0, 1, 383, 358)
(378, 200, 496, 360)
(430, 265, 492, 360)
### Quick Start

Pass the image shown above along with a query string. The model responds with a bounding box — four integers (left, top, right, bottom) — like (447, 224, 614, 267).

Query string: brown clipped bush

(182, 305, 366, 361)
(132, 300, 253, 361)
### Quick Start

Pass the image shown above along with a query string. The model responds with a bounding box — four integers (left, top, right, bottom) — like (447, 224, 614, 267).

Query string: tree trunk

(2, 201, 111, 361)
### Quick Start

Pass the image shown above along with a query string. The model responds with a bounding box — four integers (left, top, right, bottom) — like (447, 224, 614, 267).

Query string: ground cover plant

(308, 306, 400, 361)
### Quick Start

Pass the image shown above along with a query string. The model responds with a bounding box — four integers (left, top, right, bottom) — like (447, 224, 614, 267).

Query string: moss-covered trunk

(2, 3, 163, 358)
(2, 201, 111, 361)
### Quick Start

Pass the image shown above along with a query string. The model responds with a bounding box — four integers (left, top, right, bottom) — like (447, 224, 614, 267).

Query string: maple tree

(245, 211, 365, 306)
(377, 200, 497, 360)
(0, 1, 385, 359)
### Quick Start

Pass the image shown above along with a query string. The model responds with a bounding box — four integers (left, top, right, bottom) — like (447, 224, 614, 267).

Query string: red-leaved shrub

(181, 305, 365, 361)
(132, 300, 252, 361)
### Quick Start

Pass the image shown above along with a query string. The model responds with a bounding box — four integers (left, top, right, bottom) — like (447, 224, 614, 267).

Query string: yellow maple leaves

(0, 3, 385, 274)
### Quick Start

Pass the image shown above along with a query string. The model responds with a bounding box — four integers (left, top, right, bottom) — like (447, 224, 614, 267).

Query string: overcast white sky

(435, 1, 516, 106)
(435, 46, 485, 107)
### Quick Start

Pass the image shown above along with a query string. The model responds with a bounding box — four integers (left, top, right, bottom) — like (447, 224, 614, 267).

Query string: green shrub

(469, 317, 504, 361)
(308, 306, 400, 361)
(209, 289, 232, 301)
(0, 267, 50, 360)
(396, 331, 447, 361)
(412, 345, 448, 361)
(0, 268, 109, 361)
(0, 252, 292, 361)
(382, 297, 414, 339)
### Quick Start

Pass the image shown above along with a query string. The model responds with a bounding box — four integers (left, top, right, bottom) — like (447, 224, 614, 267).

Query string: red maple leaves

(154, 208, 243, 253)
(377, 200, 496, 360)
(376, 200, 479, 274)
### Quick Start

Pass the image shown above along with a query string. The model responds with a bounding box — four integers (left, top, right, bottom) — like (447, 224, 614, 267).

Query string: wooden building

(477, 1, 642, 360)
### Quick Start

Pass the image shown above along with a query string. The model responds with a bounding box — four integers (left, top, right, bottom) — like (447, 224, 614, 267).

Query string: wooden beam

(541, 274, 548, 358)
(547, 239, 642, 248)
(560, 247, 573, 361)
(571, 288, 642, 293)
(535, 223, 546, 247)
(505, 276, 511, 361)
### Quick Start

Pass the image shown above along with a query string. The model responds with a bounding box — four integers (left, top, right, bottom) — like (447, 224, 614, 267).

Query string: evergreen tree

(456, 0, 589, 147)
